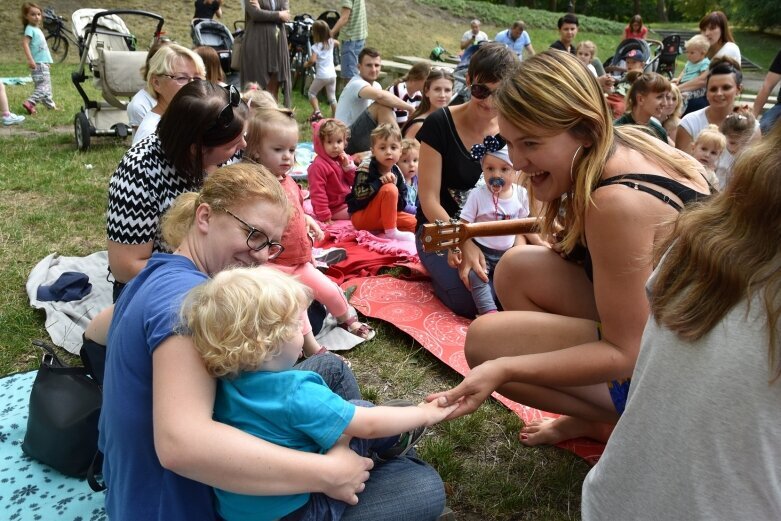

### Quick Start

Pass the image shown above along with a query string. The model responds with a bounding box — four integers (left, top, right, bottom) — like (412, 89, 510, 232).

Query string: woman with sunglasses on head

(415, 43, 520, 318)
(429, 51, 711, 447)
(402, 68, 455, 140)
(108, 80, 247, 301)
(132, 44, 206, 145)
(100, 163, 377, 521)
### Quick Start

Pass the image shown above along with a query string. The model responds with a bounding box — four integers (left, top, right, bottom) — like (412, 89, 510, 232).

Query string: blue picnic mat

(0, 371, 106, 521)
(1, 77, 33, 85)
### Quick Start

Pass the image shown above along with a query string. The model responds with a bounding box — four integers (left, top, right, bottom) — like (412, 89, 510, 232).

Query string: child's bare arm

(22, 37, 35, 69)
(344, 398, 458, 439)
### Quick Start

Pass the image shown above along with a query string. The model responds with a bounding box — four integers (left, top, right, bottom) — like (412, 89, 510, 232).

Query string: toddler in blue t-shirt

(180, 267, 458, 521)
(20, 2, 56, 114)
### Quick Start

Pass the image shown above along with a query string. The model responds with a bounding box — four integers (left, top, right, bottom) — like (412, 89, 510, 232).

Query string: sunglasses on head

(470, 83, 495, 100)
(210, 84, 242, 131)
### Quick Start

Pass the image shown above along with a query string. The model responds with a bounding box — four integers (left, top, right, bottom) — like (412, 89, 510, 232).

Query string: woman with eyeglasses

(108, 80, 247, 301)
(428, 51, 711, 448)
(415, 43, 520, 318)
(132, 44, 206, 145)
(99, 163, 378, 521)
(402, 68, 455, 140)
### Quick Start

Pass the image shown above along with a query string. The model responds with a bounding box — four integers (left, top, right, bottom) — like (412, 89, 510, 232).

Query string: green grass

(5, 1, 778, 519)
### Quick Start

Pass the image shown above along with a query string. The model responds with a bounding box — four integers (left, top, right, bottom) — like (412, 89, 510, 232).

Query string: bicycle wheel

(46, 34, 68, 63)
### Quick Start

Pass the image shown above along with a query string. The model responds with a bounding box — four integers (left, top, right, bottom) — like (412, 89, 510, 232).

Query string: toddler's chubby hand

(379, 173, 396, 185)
(417, 397, 459, 425)
(305, 215, 325, 242)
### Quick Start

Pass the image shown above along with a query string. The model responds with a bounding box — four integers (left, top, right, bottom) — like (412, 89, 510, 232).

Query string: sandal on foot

(22, 100, 37, 115)
(376, 399, 427, 461)
(339, 315, 375, 341)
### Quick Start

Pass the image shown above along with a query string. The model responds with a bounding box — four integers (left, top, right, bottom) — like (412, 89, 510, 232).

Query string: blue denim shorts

(340, 39, 365, 79)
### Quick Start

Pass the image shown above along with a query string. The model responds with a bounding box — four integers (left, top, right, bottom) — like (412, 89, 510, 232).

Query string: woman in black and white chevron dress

(107, 80, 248, 300)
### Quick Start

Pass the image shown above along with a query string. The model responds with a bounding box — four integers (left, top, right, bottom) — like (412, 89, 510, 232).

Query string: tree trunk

(634, 0, 640, 15)
(549, 0, 557, 12)
(656, 0, 668, 22)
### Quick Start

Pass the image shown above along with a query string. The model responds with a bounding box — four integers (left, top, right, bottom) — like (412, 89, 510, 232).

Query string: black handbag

(22, 339, 102, 478)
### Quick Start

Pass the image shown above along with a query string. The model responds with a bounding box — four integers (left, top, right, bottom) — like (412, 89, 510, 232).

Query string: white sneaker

(2, 113, 25, 126)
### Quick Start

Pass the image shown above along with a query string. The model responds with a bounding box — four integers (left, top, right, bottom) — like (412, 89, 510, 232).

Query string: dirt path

(0, 124, 71, 139)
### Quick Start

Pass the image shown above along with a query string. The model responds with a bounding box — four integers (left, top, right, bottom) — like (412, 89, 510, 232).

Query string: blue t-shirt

(680, 57, 710, 84)
(24, 25, 52, 63)
(98, 253, 213, 521)
(213, 370, 356, 521)
(494, 29, 531, 59)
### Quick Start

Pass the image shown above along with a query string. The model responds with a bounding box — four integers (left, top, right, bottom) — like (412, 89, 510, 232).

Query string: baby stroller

(603, 38, 657, 79)
(286, 14, 315, 96)
(191, 18, 234, 76)
(71, 9, 164, 151)
(655, 34, 681, 79)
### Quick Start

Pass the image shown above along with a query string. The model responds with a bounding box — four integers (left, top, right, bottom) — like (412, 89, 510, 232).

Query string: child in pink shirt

(307, 119, 356, 223)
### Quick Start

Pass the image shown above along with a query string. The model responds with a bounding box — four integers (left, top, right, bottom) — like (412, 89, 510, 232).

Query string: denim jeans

(340, 39, 365, 79)
(294, 354, 446, 520)
(760, 103, 781, 135)
(467, 243, 502, 315)
(415, 227, 478, 318)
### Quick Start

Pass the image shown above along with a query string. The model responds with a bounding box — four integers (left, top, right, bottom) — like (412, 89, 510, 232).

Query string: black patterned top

(106, 134, 201, 253)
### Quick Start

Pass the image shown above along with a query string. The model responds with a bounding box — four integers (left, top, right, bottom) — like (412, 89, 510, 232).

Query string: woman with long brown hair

(429, 50, 711, 446)
(402, 68, 454, 139)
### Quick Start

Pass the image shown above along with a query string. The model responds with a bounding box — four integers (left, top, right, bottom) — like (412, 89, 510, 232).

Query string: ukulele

(420, 218, 539, 253)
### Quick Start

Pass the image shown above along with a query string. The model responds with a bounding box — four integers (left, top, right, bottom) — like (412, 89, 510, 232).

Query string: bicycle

(43, 7, 78, 63)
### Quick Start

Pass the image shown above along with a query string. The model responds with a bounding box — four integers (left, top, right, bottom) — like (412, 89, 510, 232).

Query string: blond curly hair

(180, 267, 312, 378)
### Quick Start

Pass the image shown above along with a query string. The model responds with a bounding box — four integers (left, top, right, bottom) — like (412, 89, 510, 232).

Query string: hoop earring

(570, 145, 583, 183)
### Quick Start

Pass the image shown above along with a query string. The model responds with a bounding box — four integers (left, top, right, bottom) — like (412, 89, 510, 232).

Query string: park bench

(393, 55, 456, 71)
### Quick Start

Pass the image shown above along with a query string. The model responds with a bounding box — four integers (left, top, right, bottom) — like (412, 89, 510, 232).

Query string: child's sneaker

(376, 399, 428, 461)
(2, 112, 25, 126)
(22, 100, 37, 115)
(339, 315, 375, 341)
(42, 101, 59, 110)
(309, 111, 323, 123)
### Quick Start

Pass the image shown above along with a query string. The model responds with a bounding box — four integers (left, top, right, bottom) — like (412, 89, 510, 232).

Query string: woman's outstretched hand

(426, 360, 506, 420)
(322, 436, 373, 504)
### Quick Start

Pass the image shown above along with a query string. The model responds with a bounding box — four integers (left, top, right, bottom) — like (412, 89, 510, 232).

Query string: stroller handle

(88, 9, 165, 38)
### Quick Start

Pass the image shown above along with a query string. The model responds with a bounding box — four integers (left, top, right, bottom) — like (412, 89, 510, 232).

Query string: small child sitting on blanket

(308, 119, 357, 223)
(398, 138, 419, 215)
(346, 124, 417, 242)
(180, 267, 458, 521)
(450, 145, 531, 315)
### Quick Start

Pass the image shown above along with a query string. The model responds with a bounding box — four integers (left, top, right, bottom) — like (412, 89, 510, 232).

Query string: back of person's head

(194, 45, 225, 83)
(699, 11, 734, 44)
(401, 138, 420, 156)
(318, 118, 349, 143)
(651, 123, 781, 375)
(358, 47, 381, 64)
(558, 13, 579, 28)
(706, 56, 743, 88)
(161, 162, 289, 249)
(370, 123, 402, 146)
(626, 72, 670, 112)
(720, 111, 756, 139)
(684, 34, 710, 55)
(146, 43, 206, 99)
(312, 19, 330, 44)
(140, 40, 170, 81)
(244, 106, 298, 163)
(400, 61, 431, 85)
(181, 266, 311, 377)
(241, 84, 277, 111)
(467, 42, 520, 84)
(496, 50, 693, 251)
(158, 81, 247, 178)
(694, 124, 726, 151)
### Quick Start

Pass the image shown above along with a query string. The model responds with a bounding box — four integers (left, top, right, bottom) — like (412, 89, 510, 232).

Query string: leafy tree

(731, 0, 781, 31)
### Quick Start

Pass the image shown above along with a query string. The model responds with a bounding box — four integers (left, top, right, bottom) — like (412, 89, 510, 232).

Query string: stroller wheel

(74, 112, 91, 151)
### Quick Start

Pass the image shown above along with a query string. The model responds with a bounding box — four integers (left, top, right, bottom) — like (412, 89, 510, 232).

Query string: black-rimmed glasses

(470, 83, 496, 100)
(210, 84, 242, 131)
(221, 208, 285, 259)
(161, 73, 204, 85)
